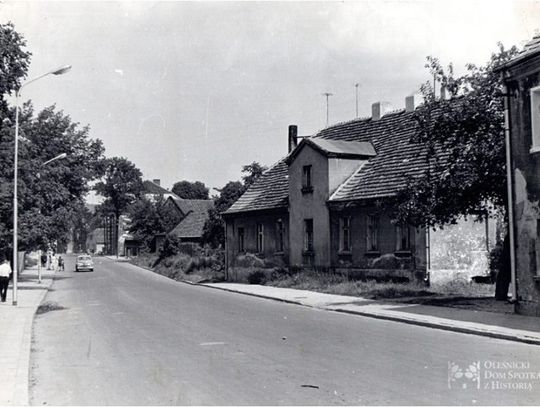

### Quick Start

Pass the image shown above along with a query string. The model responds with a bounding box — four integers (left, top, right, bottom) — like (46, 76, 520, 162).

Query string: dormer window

(302, 165, 313, 193)
(530, 85, 540, 153)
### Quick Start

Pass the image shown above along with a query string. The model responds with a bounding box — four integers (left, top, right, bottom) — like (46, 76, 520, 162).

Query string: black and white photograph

(0, 0, 540, 405)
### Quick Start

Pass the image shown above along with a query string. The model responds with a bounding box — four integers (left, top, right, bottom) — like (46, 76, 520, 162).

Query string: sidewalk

(204, 283, 540, 345)
(0, 268, 55, 406)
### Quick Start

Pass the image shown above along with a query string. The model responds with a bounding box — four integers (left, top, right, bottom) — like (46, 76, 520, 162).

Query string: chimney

(288, 125, 298, 153)
(405, 94, 423, 112)
(371, 101, 392, 121)
(152, 179, 161, 186)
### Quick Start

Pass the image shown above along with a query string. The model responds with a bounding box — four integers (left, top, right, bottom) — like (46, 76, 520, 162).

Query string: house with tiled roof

(109, 179, 214, 255)
(167, 196, 214, 242)
(224, 96, 431, 280)
(143, 179, 178, 201)
(496, 33, 540, 316)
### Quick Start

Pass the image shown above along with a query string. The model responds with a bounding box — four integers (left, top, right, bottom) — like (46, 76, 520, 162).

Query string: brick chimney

(288, 125, 298, 153)
(152, 179, 161, 186)
(405, 94, 423, 112)
(371, 101, 392, 121)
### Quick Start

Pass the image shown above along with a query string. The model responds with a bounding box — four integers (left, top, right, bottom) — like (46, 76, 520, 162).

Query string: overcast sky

(1, 1, 538, 198)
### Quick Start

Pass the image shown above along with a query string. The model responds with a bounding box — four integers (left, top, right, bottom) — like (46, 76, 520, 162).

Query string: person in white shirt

(0, 254, 12, 303)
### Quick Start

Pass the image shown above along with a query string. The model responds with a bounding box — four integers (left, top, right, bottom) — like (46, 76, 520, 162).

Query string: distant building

(142, 179, 178, 202)
(103, 179, 177, 256)
(153, 196, 215, 251)
(497, 34, 540, 316)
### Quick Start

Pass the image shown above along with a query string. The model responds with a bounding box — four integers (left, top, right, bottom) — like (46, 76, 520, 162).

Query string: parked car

(75, 255, 94, 272)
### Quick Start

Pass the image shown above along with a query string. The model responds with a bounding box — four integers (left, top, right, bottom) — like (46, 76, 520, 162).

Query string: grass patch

(130, 251, 225, 284)
(235, 268, 495, 301)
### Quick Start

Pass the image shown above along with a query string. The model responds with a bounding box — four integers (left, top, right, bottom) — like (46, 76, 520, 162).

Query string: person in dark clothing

(58, 256, 65, 271)
(41, 253, 47, 267)
(495, 234, 512, 301)
(0, 253, 12, 302)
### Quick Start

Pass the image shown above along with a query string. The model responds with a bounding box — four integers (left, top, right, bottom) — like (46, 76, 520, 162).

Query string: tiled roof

(226, 106, 445, 213)
(143, 180, 176, 196)
(496, 34, 540, 70)
(316, 110, 433, 201)
(169, 198, 214, 238)
(225, 159, 289, 214)
(286, 138, 376, 164)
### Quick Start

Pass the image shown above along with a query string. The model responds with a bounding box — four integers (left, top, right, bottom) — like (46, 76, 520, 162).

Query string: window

(237, 227, 245, 253)
(339, 217, 351, 252)
(530, 86, 540, 152)
(304, 219, 314, 252)
(396, 225, 411, 251)
(276, 219, 285, 253)
(367, 215, 379, 252)
(256, 223, 264, 253)
(302, 165, 313, 192)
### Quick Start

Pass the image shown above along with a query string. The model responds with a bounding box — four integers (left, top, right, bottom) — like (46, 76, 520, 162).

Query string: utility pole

(354, 83, 360, 118)
(322, 92, 333, 127)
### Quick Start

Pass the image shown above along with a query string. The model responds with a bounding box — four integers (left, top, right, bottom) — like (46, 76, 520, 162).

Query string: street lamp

(36, 152, 68, 284)
(42, 152, 67, 166)
(12, 65, 72, 306)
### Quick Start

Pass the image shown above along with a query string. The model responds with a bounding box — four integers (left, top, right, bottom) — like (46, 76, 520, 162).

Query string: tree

(202, 162, 267, 248)
(391, 45, 518, 228)
(0, 23, 31, 251)
(241, 162, 267, 188)
(94, 157, 143, 255)
(214, 181, 245, 213)
(171, 180, 209, 199)
(127, 197, 181, 250)
(0, 22, 31, 105)
(71, 204, 95, 253)
(389, 44, 519, 298)
(0, 103, 105, 252)
(0, 24, 105, 253)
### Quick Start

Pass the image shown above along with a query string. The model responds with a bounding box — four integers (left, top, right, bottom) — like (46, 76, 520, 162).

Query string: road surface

(30, 256, 540, 405)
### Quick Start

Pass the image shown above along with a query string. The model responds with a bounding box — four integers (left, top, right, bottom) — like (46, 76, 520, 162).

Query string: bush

(159, 234, 183, 258)
(234, 253, 265, 268)
(247, 270, 267, 285)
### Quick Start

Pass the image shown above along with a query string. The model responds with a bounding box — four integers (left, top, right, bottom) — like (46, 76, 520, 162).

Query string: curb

(330, 308, 540, 346)
(121, 260, 540, 346)
(14, 271, 55, 406)
(199, 283, 305, 306)
(199, 284, 540, 346)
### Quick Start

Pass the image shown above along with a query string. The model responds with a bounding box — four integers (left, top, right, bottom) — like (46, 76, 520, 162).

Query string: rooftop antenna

(322, 92, 333, 127)
(354, 83, 360, 118)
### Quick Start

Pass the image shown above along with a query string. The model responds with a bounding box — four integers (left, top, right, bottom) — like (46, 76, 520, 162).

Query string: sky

(0, 0, 539, 200)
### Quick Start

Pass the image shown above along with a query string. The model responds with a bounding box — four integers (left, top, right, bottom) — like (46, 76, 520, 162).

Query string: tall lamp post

(12, 65, 71, 306)
(36, 152, 68, 284)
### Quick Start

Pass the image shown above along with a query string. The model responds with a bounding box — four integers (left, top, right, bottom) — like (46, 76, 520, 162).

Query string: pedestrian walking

(52, 254, 58, 272)
(0, 253, 12, 303)
(58, 256, 65, 271)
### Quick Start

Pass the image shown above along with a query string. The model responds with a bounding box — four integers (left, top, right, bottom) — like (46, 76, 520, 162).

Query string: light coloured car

(75, 255, 94, 272)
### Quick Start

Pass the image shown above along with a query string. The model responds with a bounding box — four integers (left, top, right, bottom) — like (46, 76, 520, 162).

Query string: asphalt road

(30, 256, 540, 405)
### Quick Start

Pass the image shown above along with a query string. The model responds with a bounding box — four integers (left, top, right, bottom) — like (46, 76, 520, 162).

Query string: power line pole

(354, 83, 360, 118)
(322, 92, 333, 127)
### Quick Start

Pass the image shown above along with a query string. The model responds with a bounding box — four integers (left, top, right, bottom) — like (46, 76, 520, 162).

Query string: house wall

(506, 56, 540, 316)
(225, 211, 289, 270)
(288, 144, 331, 268)
(329, 207, 426, 281)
